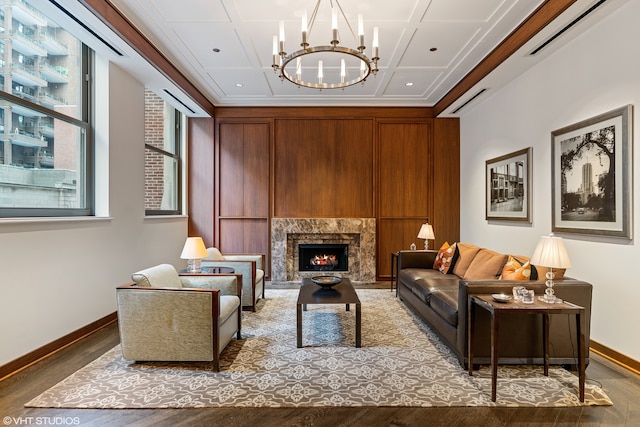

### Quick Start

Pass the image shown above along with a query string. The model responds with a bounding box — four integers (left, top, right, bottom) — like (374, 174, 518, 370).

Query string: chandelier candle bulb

(331, 8, 338, 44)
(272, 36, 279, 67)
(279, 21, 286, 54)
(341, 58, 345, 83)
(301, 10, 308, 47)
(358, 14, 365, 49)
(318, 60, 323, 84)
(372, 27, 379, 58)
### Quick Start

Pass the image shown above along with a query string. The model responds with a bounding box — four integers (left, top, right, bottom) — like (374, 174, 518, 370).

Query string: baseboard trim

(590, 339, 640, 376)
(0, 312, 117, 381)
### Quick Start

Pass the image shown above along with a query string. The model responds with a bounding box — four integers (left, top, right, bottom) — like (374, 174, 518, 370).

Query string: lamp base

(187, 258, 202, 273)
(537, 294, 562, 303)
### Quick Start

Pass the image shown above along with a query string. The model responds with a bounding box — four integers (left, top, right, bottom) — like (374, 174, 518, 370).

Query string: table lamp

(417, 223, 435, 250)
(180, 237, 209, 273)
(530, 234, 571, 303)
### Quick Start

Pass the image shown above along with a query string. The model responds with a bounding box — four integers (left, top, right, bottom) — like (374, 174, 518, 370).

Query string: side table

(179, 266, 235, 275)
(468, 294, 585, 402)
(390, 251, 399, 295)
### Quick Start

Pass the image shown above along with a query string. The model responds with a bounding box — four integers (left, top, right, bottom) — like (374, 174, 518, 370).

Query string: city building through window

(0, 1, 91, 217)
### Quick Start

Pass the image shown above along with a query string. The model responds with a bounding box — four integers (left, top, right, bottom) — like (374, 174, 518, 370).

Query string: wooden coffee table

(296, 277, 361, 348)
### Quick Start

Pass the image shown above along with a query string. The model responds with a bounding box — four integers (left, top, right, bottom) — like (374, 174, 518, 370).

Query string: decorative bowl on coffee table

(311, 276, 342, 288)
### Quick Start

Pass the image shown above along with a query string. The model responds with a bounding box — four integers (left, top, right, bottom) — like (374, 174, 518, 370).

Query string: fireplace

(298, 243, 348, 272)
(271, 218, 376, 283)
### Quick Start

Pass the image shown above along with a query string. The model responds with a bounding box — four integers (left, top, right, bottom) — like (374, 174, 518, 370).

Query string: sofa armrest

(398, 250, 438, 270)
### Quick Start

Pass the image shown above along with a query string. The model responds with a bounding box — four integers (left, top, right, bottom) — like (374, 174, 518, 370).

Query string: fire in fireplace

(298, 243, 348, 272)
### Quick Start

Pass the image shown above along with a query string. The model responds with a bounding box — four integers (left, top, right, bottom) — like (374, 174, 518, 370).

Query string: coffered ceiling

(84, 0, 618, 115)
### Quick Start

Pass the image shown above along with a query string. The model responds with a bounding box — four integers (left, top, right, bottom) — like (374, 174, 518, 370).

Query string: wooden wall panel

(219, 123, 244, 217)
(219, 218, 269, 256)
(432, 118, 460, 246)
(378, 122, 431, 218)
(273, 119, 373, 218)
(216, 122, 271, 276)
(187, 118, 214, 245)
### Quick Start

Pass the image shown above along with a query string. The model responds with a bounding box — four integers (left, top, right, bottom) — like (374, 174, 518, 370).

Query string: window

(0, 1, 91, 217)
(144, 89, 182, 215)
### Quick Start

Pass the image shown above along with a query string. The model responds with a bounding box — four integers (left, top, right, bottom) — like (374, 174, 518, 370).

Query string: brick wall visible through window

(144, 90, 179, 213)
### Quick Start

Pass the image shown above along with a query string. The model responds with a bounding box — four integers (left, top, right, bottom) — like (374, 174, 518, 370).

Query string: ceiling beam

(433, 0, 578, 117)
(79, 0, 216, 117)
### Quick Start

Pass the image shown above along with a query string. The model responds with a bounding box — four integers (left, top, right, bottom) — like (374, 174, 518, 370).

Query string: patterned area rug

(26, 289, 611, 408)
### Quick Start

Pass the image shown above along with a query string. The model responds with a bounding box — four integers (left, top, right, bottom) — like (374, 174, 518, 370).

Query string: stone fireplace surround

(271, 218, 376, 284)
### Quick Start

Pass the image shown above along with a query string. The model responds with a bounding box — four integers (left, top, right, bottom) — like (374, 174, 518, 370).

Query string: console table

(468, 294, 585, 402)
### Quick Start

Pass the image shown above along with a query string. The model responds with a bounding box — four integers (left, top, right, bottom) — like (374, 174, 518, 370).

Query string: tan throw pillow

(463, 249, 508, 280)
(500, 255, 532, 280)
(433, 242, 457, 274)
(452, 242, 481, 278)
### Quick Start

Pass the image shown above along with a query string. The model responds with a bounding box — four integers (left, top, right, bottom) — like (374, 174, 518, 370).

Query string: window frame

(0, 40, 95, 218)
(144, 106, 182, 216)
(0, 43, 93, 217)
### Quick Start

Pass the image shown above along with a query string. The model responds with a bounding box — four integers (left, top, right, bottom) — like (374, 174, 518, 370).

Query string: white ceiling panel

(102, 0, 621, 109)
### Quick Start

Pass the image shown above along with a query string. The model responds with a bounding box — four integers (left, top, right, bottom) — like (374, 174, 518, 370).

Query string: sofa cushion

(433, 242, 457, 274)
(463, 249, 508, 280)
(501, 255, 532, 280)
(409, 276, 459, 304)
(429, 290, 458, 327)
(452, 243, 481, 278)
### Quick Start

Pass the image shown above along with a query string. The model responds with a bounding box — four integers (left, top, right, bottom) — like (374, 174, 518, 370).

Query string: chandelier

(272, 0, 379, 90)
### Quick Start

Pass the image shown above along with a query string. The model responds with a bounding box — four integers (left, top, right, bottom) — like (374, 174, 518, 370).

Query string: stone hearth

(271, 218, 376, 284)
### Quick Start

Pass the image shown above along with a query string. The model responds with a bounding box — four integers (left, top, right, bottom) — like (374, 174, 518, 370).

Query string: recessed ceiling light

(212, 48, 221, 53)
(429, 47, 437, 52)
(235, 83, 244, 87)
(405, 82, 414, 87)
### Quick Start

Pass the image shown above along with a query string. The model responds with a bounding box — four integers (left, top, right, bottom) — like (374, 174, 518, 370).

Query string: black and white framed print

(486, 147, 532, 222)
(552, 105, 633, 238)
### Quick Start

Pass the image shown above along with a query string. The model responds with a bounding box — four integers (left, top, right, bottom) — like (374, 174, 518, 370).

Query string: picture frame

(552, 105, 633, 238)
(485, 147, 532, 222)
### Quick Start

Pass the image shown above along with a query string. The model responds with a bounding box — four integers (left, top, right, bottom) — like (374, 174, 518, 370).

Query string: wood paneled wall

(274, 119, 374, 218)
(188, 107, 460, 281)
(377, 121, 432, 276)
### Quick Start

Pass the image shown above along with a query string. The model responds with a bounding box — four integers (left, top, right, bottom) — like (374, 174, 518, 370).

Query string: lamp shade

(417, 223, 435, 240)
(180, 237, 208, 260)
(530, 234, 571, 269)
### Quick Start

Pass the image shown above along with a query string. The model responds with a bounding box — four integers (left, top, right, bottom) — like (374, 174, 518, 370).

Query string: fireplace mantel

(271, 218, 376, 284)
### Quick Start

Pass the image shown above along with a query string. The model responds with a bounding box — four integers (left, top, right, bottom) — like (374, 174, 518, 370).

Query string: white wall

(0, 62, 187, 366)
(459, 1, 639, 361)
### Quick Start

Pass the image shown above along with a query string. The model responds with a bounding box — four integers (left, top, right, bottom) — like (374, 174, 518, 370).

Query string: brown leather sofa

(397, 248, 592, 369)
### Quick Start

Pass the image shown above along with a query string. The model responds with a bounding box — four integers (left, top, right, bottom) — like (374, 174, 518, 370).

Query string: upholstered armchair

(116, 264, 242, 371)
(202, 248, 265, 311)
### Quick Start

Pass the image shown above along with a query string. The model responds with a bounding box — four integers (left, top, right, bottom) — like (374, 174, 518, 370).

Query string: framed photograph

(552, 105, 633, 238)
(485, 147, 532, 222)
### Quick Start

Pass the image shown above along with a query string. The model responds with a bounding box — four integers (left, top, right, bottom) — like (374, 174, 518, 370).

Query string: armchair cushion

(131, 263, 182, 288)
(206, 247, 225, 261)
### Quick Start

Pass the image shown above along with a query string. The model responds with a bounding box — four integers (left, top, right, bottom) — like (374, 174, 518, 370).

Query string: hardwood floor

(2, 286, 639, 426)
